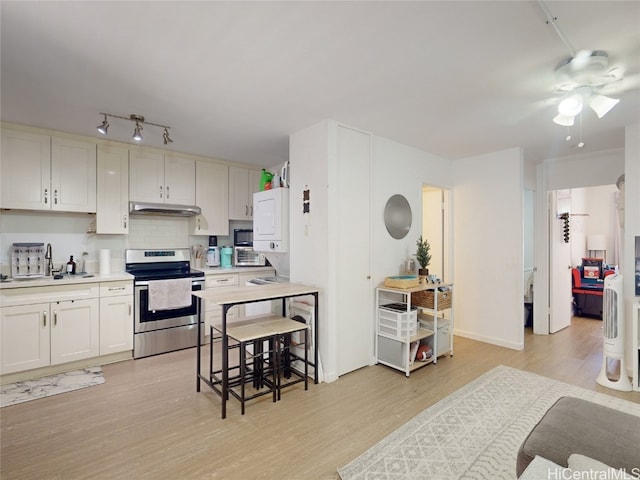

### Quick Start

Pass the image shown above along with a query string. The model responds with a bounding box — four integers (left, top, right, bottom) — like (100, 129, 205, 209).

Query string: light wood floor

(1, 316, 638, 480)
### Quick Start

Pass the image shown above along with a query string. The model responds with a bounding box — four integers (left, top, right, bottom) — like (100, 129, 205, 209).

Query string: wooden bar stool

(212, 320, 278, 415)
(263, 317, 309, 400)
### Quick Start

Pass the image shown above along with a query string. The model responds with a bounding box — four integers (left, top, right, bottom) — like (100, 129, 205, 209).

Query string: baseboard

(0, 351, 132, 385)
(453, 328, 524, 351)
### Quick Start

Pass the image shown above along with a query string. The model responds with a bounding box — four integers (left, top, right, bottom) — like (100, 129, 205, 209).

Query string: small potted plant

(416, 235, 431, 281)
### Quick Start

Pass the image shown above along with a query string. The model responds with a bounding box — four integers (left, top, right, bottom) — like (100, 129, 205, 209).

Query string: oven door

(134, 280, 203, 333)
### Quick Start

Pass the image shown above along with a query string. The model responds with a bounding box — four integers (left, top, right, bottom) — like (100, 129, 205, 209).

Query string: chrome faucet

(45, 243, 53, 276)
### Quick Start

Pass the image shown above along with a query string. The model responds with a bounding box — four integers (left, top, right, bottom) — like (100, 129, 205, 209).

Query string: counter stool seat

(212, 320, 278, 415)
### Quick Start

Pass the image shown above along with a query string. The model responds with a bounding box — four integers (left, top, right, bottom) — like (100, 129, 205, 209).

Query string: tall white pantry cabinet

(289, 120, 372, 382)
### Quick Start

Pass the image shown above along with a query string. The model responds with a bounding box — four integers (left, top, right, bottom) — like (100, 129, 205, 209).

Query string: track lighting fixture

(163, 128, 173, 145)
(96, 112, 173, 144)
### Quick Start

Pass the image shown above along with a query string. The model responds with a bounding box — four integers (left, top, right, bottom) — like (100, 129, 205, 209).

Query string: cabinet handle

(123, 215, 127, 228)
(166, 185, 170, 199)
(159, 185, 163, 199)
(129, 303, 132, 316)
(197, 218, 201, 230)
(250, 206, 253, 216)
(245, 205, 248, 216)
(53, 310, 57, 326)
(44, 188, 48, 204)
(43, 311, 47, 327)
(54, 189, 58, 205)
(217, 278, 229, 283)
(108, 286, 126, 291)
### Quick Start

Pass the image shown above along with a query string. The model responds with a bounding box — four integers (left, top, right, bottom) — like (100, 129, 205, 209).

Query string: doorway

(422, 185, 452, 283)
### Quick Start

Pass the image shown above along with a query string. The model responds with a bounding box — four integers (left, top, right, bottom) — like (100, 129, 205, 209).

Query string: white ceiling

(2, 1, 639, 168)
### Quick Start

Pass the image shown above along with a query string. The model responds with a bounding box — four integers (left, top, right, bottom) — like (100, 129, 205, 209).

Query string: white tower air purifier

(596, 274, 632, 391)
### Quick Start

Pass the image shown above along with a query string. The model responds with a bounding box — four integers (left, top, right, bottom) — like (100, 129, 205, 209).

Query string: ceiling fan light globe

(553, 113, 575, 126)
(558, 95, 583, 116)
(588, 94, 620, 118)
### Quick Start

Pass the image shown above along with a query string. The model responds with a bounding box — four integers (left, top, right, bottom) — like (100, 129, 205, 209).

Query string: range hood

(129, 202, 201, 216)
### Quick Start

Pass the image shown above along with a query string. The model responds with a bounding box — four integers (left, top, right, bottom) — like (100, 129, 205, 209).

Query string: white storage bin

(378, 304, 417, 339)
(418, 316, 450, 357)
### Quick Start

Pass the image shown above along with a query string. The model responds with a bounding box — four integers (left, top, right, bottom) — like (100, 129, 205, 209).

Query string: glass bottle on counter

(66, 255, 76, 274)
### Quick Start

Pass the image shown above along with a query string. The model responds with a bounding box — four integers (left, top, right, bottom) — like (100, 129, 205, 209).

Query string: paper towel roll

(99, 249, 111, 275)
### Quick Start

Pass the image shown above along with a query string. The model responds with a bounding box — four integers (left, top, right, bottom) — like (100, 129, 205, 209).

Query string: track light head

(132, 122, 143, 142)
(97, 114, 109, 135)
(163, 128, 173, 145)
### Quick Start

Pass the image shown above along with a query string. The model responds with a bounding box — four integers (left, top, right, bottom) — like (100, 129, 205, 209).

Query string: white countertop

(197, 266, 276, 276)
(0, 272, 133, 289)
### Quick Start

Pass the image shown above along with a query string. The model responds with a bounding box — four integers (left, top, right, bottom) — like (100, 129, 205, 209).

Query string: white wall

(452, 148, 524, 350)
(546, 148, 624, 191)
(289, 120, 452, 382)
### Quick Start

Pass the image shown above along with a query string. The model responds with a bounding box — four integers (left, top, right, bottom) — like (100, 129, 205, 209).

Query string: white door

(549, 191, 572, 333)
(336, 125, 372, 376)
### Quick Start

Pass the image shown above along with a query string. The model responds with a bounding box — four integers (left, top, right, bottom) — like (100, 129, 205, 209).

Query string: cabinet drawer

(205, 274, 238, 288)
(100, 281, 133, 298)
(1, 284, 100, 307)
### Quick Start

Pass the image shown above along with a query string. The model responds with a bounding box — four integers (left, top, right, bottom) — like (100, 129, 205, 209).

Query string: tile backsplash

(0, 210, 256, 274)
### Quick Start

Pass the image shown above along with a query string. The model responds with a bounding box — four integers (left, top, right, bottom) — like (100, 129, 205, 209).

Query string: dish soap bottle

(66, 255, 76, 274)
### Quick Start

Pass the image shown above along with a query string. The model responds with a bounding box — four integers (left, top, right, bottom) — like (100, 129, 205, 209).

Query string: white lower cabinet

(0, 303, 51, 374)
(99, 281, 133, 355)
(49, 298, 100, 365)
(0, 297, 99, 375)
(203, 273, 239, 333)
(0, 280, 133, 376)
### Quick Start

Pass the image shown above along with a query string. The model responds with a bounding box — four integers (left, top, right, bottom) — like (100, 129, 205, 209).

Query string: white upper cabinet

(191, 160, 229, 235)
(1, 129, 96, 212)
(229, 166, 262, 220)
(129, 150, 195, 205)
(96, 145, 129, 234)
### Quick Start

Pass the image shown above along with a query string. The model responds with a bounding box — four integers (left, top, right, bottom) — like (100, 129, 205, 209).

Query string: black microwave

(233, 229, 253, 247)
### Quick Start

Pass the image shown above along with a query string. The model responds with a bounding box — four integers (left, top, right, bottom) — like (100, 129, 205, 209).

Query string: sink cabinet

(1, 129, 97, 212)
(0, 284, 100, 375)
(0, 280, 134, 377)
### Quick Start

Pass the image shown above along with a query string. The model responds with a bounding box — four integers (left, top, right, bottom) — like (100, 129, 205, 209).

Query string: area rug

(0, 366, 104, 407)
(337, 365, 640, 480)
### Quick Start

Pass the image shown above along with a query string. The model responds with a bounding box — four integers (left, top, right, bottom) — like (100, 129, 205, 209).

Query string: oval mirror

(384, 194, 412, 239)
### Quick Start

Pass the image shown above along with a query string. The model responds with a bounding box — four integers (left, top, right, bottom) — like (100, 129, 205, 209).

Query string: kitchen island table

(193, 282, 319, 418)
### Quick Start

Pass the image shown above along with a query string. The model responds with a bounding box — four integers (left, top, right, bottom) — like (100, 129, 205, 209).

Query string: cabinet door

(247, 169, 262, 219)
(99, 295, 133, 355)
(0, 303, 50, 374)
(50, 298, 99, 365)
(129, 150, 165, 203)
(228, 166, 250, 220)
(192, 161, 229, 235)
(0, 129, 51, 210)
(96, 145, 129, 234)
(165, 155, 195, 205)
(50, 137, 97, 212)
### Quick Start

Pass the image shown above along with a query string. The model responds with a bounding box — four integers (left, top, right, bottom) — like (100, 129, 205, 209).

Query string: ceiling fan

(538, 1, 627, 128)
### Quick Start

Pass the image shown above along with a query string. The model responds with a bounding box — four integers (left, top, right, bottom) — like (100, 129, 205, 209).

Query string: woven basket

(411, 289, 452, 310)
(384, 276, 419, 289)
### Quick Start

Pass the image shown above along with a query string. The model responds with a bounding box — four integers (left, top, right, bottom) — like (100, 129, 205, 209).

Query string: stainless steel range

(125, 248, 205, 359)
